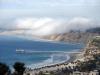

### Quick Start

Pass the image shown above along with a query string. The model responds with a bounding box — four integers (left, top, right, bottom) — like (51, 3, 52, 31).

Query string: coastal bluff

(40, 32, 100, 43)
(83, 36, 100, 61)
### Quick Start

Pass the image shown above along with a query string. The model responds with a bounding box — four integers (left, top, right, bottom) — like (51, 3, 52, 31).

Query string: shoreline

(26, 53, 70, 69)
(0, 34, 84, 45)
(25, 52, 82, 74)
(16, 49, 83, 70)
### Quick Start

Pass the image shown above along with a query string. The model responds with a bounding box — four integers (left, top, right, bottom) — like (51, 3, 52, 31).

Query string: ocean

(0, 35, 84, 69)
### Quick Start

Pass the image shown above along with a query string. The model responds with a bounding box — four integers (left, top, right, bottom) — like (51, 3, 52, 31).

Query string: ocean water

(0, 35, 84, 69)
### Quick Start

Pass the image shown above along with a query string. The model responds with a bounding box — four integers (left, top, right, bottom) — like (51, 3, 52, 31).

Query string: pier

(16, 49, 82, 54)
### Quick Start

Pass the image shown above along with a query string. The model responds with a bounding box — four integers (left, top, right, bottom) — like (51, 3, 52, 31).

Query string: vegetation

(77, 36, 100, 73)
(13, 62, 25, 75)
(0, 63, 11, 75)
(78, 60, 96, 72)
(0, 62, 26, 75)
(92, 36, 100, 48)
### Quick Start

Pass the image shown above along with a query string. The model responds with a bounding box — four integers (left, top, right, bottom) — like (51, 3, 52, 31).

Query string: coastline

(25, 49, 82, 69)
(24, 36, 100, 75)
(25, 51, 83, 74)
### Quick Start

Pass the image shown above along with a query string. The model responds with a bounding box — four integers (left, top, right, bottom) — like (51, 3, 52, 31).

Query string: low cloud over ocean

(0, 17, 99, 36)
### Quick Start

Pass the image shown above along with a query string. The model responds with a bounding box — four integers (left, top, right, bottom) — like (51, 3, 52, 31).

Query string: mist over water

(0, 17, 100, 36)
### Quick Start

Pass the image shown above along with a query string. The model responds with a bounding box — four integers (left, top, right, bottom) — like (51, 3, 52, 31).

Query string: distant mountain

(0, 27, 100, 43)
(38, 27, 100, 43)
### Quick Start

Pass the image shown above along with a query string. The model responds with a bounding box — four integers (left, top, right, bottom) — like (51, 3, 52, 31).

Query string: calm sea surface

(0, 35, 84, 68)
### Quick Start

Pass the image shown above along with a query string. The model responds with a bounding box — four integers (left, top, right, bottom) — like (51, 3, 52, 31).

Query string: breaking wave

(27, 53, 70, 69)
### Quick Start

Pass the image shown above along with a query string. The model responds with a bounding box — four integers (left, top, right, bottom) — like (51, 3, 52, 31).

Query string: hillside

(83, 36, 100, 61)
(73, 36, 100, 72)
(37, 28, 100, 43)
(40, 32, 100, 43)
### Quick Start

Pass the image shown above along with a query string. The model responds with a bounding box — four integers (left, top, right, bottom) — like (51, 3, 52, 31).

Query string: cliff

(40, 32, 100, 43)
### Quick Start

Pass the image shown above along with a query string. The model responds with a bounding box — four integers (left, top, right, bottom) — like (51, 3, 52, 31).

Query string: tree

(13, 62, 25, 75)
(79, 60, 96, 72)
(38, 71, 45, 75)
(0, 62, 11, 75)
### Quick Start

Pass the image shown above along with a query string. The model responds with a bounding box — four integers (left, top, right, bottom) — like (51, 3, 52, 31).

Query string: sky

(0, 0, 100, 36)
(0, 0, 100, 19)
